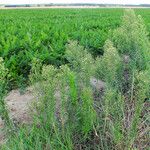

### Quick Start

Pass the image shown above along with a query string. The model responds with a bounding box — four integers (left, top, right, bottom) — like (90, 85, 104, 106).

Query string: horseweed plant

(95, 40, 122, 87)
(95, 9, 150, 150)
(112, 9, 149, 71)
(65, 40, 95, 85)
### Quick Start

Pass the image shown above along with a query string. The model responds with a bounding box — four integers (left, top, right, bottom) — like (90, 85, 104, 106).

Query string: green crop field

(0, 8, 150, 150)
(0, 8, 150, 87)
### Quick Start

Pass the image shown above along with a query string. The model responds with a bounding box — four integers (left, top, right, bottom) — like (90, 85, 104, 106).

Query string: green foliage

(0, 57, 6, 90)
(79, 87, 96, 134)
(68, 71, 78, 106)
(65, 40, 95, 85)
(112, 9, 150, 71)
(0, 57, 12, 128)
(95, 40, 122, 86)
(2, 53, 96, 149)
(94, 9, 150, 150)
(0, 9, 150, 88)
(103, 87, 124, 145)
(30, 57, 42, 83)
(1, 9, 150, 150)
(128, 70, 150, 144)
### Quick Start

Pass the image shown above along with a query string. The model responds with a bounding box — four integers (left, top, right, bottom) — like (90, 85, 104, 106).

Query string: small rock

(90, 77, 105, 91)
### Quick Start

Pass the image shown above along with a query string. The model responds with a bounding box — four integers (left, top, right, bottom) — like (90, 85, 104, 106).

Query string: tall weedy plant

(65, 41, 97, 135)
(94, 40, 124, 149)
(9, 52, 96, 150)
(65, 40, 95, 85)
(112, 9, 150, 71)
(95, 9, 150, 150)
(95, 40, 122, 87)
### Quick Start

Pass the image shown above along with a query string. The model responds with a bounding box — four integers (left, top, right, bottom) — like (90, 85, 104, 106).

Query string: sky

(0, 0, 150, 5)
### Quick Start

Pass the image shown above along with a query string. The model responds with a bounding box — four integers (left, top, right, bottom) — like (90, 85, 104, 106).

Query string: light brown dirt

(0, 88, 34, 144)
(6, 88, 34, 124)
(0, 89, 34, 125)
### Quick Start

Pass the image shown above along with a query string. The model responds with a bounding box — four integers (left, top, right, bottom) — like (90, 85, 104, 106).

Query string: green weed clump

(112, 9, 150, 71)
(65, 40, 95, 85)
(0, 57, 12, 128)
(94, 9, 150, 150)
(0, 58, 7, 96)
(95, 40, 122, 86)
(1, 51, 96, 149)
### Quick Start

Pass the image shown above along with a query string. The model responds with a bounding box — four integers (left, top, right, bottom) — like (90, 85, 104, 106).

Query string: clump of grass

(79, 87, 96, 135)
(0, 57, 12, 129)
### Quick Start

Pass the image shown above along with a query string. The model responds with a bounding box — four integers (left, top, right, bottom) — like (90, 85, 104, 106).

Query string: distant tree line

(3, 3, 150, 8)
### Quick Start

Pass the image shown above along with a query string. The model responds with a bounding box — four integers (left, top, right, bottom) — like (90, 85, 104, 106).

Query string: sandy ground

(6, 89, 34, 124)
(0, 88, 34, 127)
(0, 88, 34, 144)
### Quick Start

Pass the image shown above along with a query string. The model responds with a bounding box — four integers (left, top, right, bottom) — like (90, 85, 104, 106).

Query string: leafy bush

(1, 9, 150, 88)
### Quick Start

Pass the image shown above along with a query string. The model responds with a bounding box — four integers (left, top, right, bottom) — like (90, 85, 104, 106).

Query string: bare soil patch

(0, 88, 34, 144)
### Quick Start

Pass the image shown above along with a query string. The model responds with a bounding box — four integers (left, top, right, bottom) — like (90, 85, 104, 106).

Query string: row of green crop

(0, 9, 150, 88)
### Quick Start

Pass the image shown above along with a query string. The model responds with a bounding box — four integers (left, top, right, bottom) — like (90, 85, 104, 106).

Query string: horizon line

(1, 3, 150, 5)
